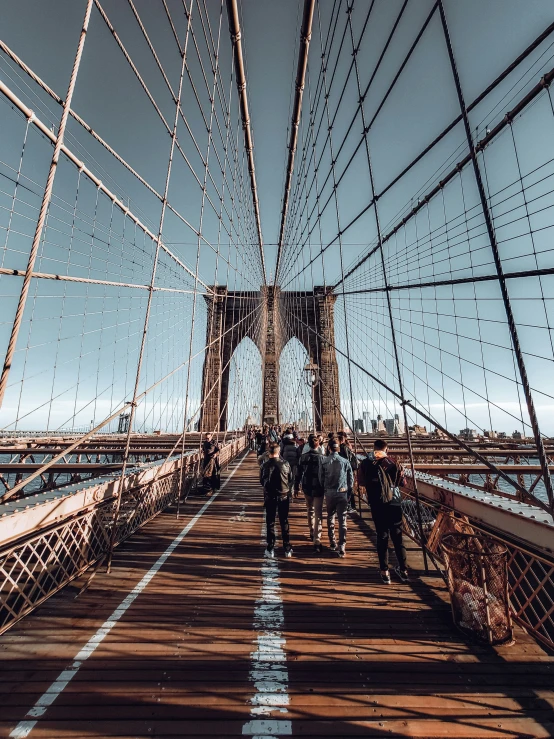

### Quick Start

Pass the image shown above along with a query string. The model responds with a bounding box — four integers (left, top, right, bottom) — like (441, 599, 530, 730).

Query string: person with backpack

(319, 439, 354, 557)
(358, 439, 408, 584)
(295, 435, 324, 553)
(337, 431, 359, 512)
(260, 442, 293, 559)
(280, 432, 300, 485)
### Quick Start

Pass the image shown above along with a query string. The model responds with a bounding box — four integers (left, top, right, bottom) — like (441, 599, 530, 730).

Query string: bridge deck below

(0, 452, 553, 738)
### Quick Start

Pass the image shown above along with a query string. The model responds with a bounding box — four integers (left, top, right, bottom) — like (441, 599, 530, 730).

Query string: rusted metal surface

(0, 453, 553, 737)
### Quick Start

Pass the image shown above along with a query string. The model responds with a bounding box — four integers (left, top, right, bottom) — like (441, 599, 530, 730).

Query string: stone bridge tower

(199, 286, 341, 432)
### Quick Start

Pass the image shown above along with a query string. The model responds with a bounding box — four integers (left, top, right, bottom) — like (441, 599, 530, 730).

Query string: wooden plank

(0, 452, 553, 739)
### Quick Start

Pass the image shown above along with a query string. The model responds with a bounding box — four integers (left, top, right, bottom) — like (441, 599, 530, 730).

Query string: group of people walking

(256, 427, 409, 584)
(202, 425, 409, 584)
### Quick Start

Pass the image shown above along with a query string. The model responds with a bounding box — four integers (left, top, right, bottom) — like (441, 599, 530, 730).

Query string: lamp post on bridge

(304, 362, 319, 432)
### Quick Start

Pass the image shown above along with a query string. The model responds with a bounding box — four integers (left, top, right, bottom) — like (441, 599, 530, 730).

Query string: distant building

(512, 430, 523, 440)
(362, 411, 371, 433)
(409, 425, 428, 435)
(384, 413, 404, 436)
(459, 428, 478, 441)
(118, 413, 131, 434)
(376, 415, 386, 433)
(498, 432, 507, 439)
(484, 430, 498, 439)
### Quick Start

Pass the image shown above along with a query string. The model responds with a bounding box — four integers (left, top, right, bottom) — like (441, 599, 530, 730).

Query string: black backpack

(359, 456, 399, 505)
(301, 453, 322, 494)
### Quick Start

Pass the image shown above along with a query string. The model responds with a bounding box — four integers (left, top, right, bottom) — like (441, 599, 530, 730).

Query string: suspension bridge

(1, 0, 554, 736)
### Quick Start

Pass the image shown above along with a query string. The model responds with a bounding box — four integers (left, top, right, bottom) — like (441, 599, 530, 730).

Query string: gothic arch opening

(279, 338, 313, 431)
(227, 337, 263, 430)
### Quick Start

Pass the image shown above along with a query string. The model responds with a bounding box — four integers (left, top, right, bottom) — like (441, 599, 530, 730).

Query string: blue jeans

(326, 492, 348, 549)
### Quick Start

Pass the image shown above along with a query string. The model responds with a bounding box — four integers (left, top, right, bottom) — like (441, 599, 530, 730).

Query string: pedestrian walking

(295, 436, 324, 553)
(358, 439, 408, 584)
(319, 439, 353, 557)
(280, 432, 300, 483)
(257, 436, 272, 467)
(325, 431, 336, 455)
(337, 431, 359, 511)
(260, 442, 293, 558)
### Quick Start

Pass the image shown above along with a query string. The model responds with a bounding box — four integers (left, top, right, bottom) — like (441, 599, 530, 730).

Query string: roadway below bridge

(1, 452, 553, 738)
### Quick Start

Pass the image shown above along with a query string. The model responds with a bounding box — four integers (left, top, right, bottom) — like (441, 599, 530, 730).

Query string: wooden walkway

(1, 451, 553, 738)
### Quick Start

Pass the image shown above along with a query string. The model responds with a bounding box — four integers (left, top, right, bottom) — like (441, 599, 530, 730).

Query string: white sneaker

(264, 549, 275, 559)
(284, 547, 293, 558)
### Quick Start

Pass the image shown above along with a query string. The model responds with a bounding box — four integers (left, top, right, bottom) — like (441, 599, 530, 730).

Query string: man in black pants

(260, 442, 293, 559)
(358, 439, 408, 584)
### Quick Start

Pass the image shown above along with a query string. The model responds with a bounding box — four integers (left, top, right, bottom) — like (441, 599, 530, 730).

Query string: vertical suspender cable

(226, 0, 266, 285)
(275, 0, 315, 285)
(437, 0, 554, 519)
(107, 0, 196, 571)
(0, 0, 94, 409)
(346, 7, 429, 572)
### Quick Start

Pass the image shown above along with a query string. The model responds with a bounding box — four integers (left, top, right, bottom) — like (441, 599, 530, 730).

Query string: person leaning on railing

(201, 432, 220, 495)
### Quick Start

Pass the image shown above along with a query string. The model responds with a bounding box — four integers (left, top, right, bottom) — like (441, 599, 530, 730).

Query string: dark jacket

(339, 442, 359, 471)
(296, 449, 324, 497)
(202, 440, 220, 460)
(280, 438, 299, 467)
(201, 440, 220, 477)
(358, 454, 405, 506)
(260, 457, 293, 501)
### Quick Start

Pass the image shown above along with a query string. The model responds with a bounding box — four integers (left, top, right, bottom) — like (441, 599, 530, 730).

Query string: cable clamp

(231, 31, 241, 43)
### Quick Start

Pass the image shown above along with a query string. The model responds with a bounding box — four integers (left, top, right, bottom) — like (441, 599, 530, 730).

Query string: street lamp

(304, 362, 319, 388)
(304, 363, 319, 433)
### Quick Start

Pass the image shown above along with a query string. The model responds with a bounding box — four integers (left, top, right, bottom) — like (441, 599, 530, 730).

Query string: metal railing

(354, 483, 554, 652)
(0, 435, 247, 635)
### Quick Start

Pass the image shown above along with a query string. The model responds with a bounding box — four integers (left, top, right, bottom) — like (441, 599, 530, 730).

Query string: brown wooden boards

(0, 452, 553, 738)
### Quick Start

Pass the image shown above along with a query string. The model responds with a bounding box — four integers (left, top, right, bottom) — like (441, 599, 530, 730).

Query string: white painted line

(9, 453, 248, 739)
(242, 522, 291, 737)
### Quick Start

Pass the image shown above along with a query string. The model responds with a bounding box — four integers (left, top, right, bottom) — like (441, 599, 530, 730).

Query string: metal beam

(226, 0, 266, 284)
(275, 0, 315, 284)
